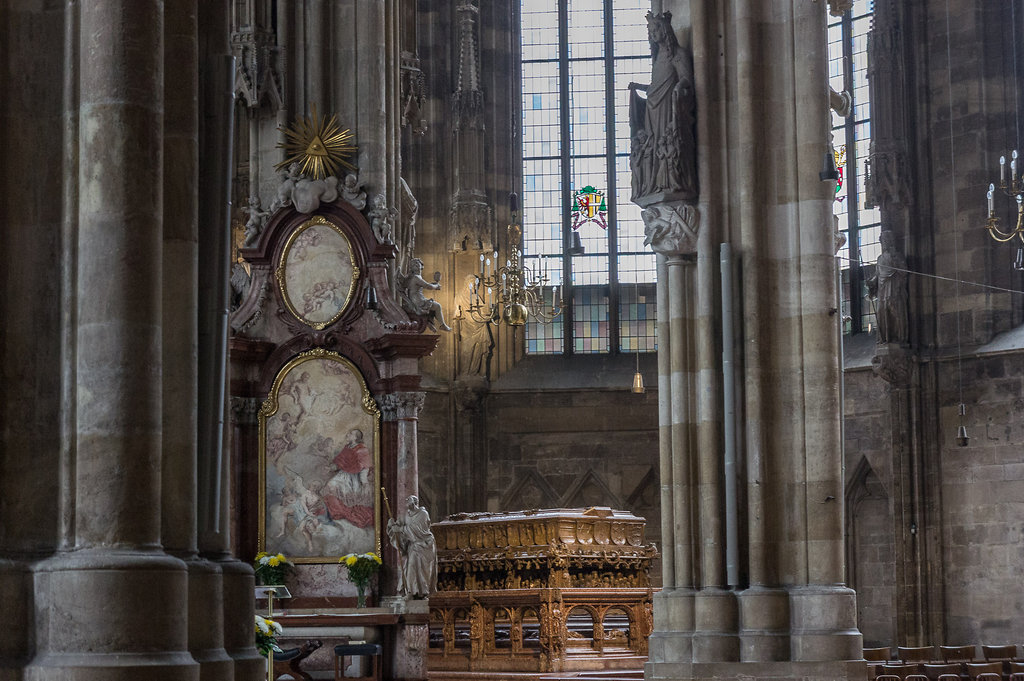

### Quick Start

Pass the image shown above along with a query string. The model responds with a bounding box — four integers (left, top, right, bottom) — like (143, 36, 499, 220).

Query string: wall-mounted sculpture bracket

(641, 202, 701, 257)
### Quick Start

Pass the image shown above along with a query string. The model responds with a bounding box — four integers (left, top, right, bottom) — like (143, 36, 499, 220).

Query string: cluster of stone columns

(643, 2, 862, 680)
(0, 1, 261, 679)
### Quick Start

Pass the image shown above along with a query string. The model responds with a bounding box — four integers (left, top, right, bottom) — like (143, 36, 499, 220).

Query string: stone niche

(428, 507, 658, 679)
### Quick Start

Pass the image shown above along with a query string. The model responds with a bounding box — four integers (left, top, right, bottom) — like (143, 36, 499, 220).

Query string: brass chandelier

(985, 150, 1024, 270)
(462, 195, 564, 326)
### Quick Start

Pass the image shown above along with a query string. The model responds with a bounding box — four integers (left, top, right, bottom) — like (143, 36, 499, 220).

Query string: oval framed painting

(276, 216, 359, 329)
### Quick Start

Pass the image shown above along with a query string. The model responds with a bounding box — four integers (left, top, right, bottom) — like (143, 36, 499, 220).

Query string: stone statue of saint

(628, 12, 698, 205)
(867, 230, 909, 345)
(387, 495, 438, 598)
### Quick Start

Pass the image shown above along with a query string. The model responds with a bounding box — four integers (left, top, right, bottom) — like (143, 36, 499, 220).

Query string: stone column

(642, 3, 861, 679)
(646, 208, 703, 672)
(356, 0, 389, 197)
(198, 2, 263, 679)
(27, 1, 198, 679)
(0, 4, 67, 678)
(162, 2, 237, 680)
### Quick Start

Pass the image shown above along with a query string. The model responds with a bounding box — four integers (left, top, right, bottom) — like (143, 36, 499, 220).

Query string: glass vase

(356, 583, 367, 608)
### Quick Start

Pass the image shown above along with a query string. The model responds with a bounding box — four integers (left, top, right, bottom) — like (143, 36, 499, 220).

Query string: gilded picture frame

(258, 348, 381, 563)
(276, 215, 360, 330)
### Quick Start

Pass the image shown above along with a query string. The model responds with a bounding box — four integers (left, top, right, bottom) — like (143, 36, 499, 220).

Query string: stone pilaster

(379, 391, 427, 506)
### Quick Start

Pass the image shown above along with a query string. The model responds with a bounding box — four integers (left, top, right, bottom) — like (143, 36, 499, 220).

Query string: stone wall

(939, 350, 1024, 644)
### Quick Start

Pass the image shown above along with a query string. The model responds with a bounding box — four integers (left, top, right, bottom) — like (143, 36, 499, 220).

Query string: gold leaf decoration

(275, 104, 357, 179)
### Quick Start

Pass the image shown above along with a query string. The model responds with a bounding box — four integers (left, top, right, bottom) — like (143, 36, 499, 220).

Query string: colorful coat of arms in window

(572, 185, 608, 231)
(834, 144, 847, 203)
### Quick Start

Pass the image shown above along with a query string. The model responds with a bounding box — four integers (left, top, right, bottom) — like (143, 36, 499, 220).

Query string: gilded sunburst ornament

(275, 104, 357, 179)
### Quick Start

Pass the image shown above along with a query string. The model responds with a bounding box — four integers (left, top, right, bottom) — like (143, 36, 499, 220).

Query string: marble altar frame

(258, 348, 382, 563)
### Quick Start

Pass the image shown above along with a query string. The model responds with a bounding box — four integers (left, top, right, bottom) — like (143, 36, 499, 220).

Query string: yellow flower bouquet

(255, 615, 283, 656)
(254, 551, 293, 586)
(339, 552, 382, 607)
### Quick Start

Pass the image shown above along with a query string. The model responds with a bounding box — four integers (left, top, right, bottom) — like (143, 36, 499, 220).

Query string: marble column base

(25, 549, 198, 681)
(382, 597, 430, 681)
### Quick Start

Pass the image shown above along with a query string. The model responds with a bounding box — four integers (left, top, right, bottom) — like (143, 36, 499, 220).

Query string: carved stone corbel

(641, 202, 700, 256)
(824, 0, 854, 17)
(449, 195, 493, 252)
(871, 344, 912, 387)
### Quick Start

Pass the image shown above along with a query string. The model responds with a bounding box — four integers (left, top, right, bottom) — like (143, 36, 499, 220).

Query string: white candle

(1013, 150, 1019, 181)
(988, 185, 994, 214)
(1001, 155, 1007, 184)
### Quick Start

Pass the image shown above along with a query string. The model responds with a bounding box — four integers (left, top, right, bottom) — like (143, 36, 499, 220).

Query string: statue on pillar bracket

(867, 230, 910, 347)
(641, 203, 700, 257)
(629, 12, 700, 258)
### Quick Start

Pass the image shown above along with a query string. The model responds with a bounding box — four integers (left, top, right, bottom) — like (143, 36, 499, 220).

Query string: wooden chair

(966, 661, 1004, 681)
(942, 645, 978, 664)
(982, 646, 1019, 678)
(883, 663, 924, 680)
(900, 647, 938, 665)
(274, 639, 322, 681)
(1008, 660, 1024, 681)
(334, 642, 383, 681)
(982, 645, 1018, 663)
(922, 663, 964, 681)
(866, 648, 894, 679)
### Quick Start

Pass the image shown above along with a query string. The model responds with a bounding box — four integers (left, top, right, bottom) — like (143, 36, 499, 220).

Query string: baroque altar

(427, 508, 657, 679)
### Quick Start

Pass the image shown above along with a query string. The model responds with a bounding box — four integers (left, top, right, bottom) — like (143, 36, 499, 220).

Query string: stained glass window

(521, 0, 657, 355)
(829, 1, 877, 334)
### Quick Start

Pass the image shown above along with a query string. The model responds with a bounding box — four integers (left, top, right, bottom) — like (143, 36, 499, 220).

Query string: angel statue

(399, 258, 451, 331)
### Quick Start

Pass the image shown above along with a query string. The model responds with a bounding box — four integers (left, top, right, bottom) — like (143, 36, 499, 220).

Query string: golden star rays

(275, 104, 357, 180)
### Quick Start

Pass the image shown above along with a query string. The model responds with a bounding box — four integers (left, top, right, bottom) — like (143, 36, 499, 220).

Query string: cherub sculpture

(399, 258, 451, 331)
